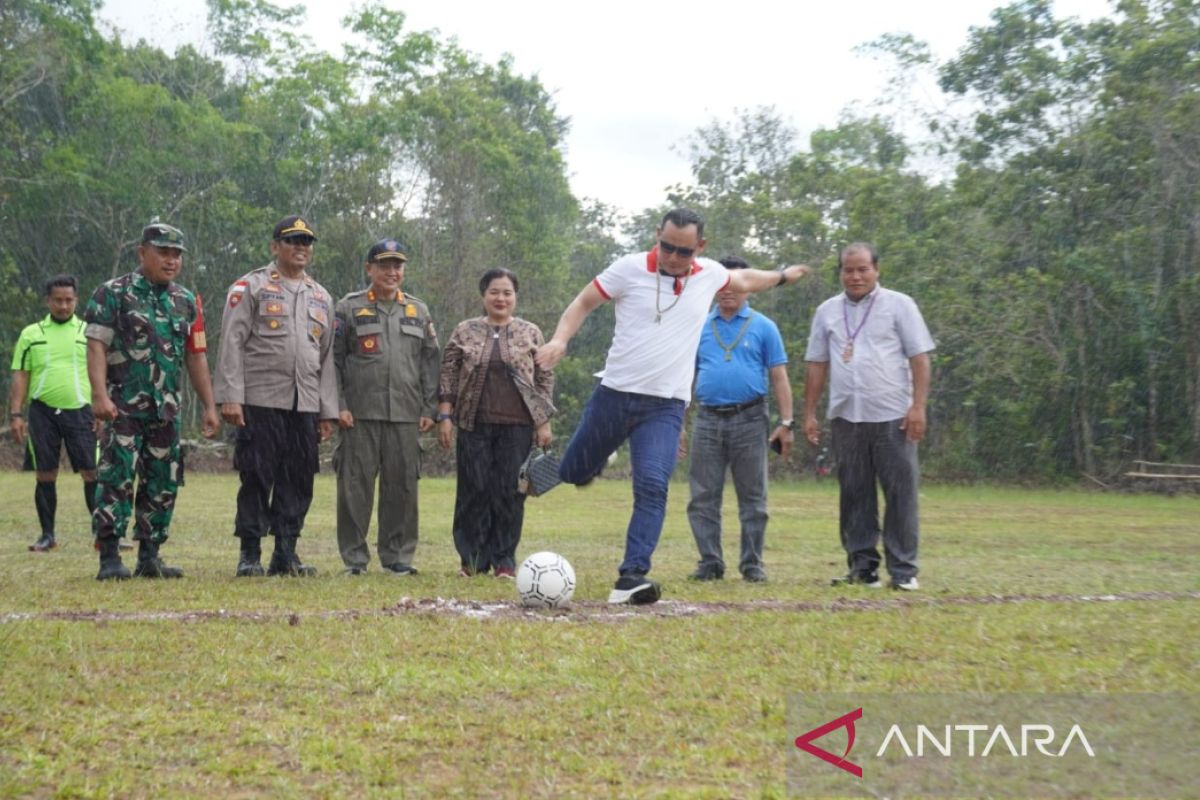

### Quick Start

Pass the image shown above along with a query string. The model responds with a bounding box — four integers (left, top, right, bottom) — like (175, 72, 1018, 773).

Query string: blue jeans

(559, 384, 685, 577)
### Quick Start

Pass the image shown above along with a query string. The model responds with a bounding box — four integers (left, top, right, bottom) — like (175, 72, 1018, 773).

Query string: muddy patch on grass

(2, 590, 1196, 625)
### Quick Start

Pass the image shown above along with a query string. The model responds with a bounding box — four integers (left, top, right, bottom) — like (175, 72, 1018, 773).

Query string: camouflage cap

(142, 222, 187, 252)
(273, 215, 318, 241)
(366, 238, 409, 263)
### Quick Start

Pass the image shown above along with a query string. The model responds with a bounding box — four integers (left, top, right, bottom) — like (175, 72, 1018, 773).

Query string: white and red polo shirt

(592, 248, 730, 402)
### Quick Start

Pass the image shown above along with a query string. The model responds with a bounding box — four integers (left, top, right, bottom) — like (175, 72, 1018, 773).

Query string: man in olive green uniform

(85, 222, 221, 581)
(334, 239, 439, 575)
(214, 215, 339, 577)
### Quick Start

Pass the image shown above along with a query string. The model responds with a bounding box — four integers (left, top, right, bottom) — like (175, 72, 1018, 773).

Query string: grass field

(0, 471, 1196, 798)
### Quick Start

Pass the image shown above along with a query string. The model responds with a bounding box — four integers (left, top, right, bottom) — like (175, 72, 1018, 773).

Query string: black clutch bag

(519, 448, 562, 497)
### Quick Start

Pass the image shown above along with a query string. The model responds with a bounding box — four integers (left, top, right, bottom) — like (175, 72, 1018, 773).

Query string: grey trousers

(686, 402, 770, 574)
(831, 417, 919, 580)
(335, 419, 421, 569)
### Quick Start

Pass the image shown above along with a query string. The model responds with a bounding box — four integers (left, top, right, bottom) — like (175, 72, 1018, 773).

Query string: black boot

(133, 539, 183, 578)
(96, 536, 131, 581)
(267, 536, 316, 577)
(236, 536, 265, 577)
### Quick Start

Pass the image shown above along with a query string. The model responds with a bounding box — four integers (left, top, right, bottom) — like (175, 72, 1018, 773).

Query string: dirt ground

(3, 591, 1195, 626)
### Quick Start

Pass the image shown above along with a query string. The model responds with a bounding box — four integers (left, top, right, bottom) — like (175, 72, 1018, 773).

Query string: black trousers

(452, 422, 532, 572)
(831, 418, 920, 580)
(233, 405, 318, 540)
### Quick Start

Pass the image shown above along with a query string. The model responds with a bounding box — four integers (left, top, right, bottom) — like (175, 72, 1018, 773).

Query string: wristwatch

(775, 265, 788, 288)
(435, 412, 453, 422)
(779, 418, 795, 429)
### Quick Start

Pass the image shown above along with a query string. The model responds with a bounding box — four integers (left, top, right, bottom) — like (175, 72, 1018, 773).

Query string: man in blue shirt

(681, 256, 794, 582)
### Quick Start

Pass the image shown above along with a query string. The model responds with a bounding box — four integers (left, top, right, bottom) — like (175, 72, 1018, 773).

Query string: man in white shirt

(803, 243, 934, 591)
(536, 208, 811, 604)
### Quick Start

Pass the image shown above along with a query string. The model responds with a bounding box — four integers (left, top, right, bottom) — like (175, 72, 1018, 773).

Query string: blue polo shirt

(693, 302, 788, 406)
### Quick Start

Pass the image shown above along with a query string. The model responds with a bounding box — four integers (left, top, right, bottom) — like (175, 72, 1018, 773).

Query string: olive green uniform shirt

(333, 288, 440, 421)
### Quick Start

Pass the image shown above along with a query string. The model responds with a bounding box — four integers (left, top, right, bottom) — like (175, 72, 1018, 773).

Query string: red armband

(187, 294, 208, 354)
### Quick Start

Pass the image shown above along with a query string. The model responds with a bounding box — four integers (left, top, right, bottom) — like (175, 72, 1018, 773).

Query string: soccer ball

(516, 552, 576, 609)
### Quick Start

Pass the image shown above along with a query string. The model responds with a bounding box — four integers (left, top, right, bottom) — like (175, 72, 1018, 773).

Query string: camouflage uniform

(84, 269, 205, 543)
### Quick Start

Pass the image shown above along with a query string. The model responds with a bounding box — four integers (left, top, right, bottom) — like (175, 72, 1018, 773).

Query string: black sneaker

(742, 566, 768, 583)
(831, 571, 882, 588)
(343, 566, 367, 576)
(688, 563, 724, 581)
(607, 574, 662, 605)
(382, 563, 418, 576)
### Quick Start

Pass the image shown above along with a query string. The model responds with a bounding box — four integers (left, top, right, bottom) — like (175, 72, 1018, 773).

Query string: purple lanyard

(841, 292, 876, 362)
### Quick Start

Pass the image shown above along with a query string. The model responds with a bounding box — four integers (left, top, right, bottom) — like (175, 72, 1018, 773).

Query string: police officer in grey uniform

(214, 215, 339, 577)
(334, 238, 440, 575)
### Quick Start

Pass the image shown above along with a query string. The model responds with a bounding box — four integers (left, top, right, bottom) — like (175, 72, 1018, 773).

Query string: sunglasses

(658, 240, 696, 259)
(279, 235, 315, 247)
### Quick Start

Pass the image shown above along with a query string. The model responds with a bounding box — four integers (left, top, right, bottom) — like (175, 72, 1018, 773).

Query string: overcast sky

(97, 0, 1113, 217)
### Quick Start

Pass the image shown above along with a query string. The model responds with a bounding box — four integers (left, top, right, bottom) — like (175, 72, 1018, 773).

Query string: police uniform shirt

(333, 288, 440, 422)
(213, 264, 338, 417)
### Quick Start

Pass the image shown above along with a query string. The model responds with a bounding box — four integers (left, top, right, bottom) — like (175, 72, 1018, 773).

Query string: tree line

(1, 0, 1196, 482)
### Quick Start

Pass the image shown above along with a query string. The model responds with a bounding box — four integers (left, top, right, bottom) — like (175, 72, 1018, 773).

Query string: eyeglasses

(279, 235, 315, 247)
(658, 240, 696, 259)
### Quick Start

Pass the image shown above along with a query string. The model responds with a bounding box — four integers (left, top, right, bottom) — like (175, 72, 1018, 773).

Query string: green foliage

(0, 0, 578, 428)
(677, 0, 1199, 479)
(1, 0, 1196, 478)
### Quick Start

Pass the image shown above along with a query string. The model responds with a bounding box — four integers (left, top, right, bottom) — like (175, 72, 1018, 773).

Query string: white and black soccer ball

(516, 551, 576, 609)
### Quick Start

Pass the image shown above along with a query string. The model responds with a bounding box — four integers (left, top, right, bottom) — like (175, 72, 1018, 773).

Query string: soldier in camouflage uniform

(84, 222, 221, 581)
(334, 239, 440, 575)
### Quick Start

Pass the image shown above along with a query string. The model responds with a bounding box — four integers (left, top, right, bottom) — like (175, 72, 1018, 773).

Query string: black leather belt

(699, 397, 765, 417)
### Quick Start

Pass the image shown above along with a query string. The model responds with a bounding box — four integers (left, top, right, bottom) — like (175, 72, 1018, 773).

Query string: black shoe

(267, 537, 317, 577)
(688, 563, 724, 581)
(343, 566, 366, 576)
(236, 537, 264, 577)
(29, 533, 57, 552)
(831, 570, 881, 588)
(96, 537, 131, 581)
(237, 558, 265, 577)
(382, 563, 418, 576)
(133, 540, 183, 578)
(608, 574, 662, 605)
(742, 566, 768, 583)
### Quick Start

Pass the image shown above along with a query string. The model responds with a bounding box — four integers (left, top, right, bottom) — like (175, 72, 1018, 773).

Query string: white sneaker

(607, 575, 662, 605)
(891, 576, 919, 591)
